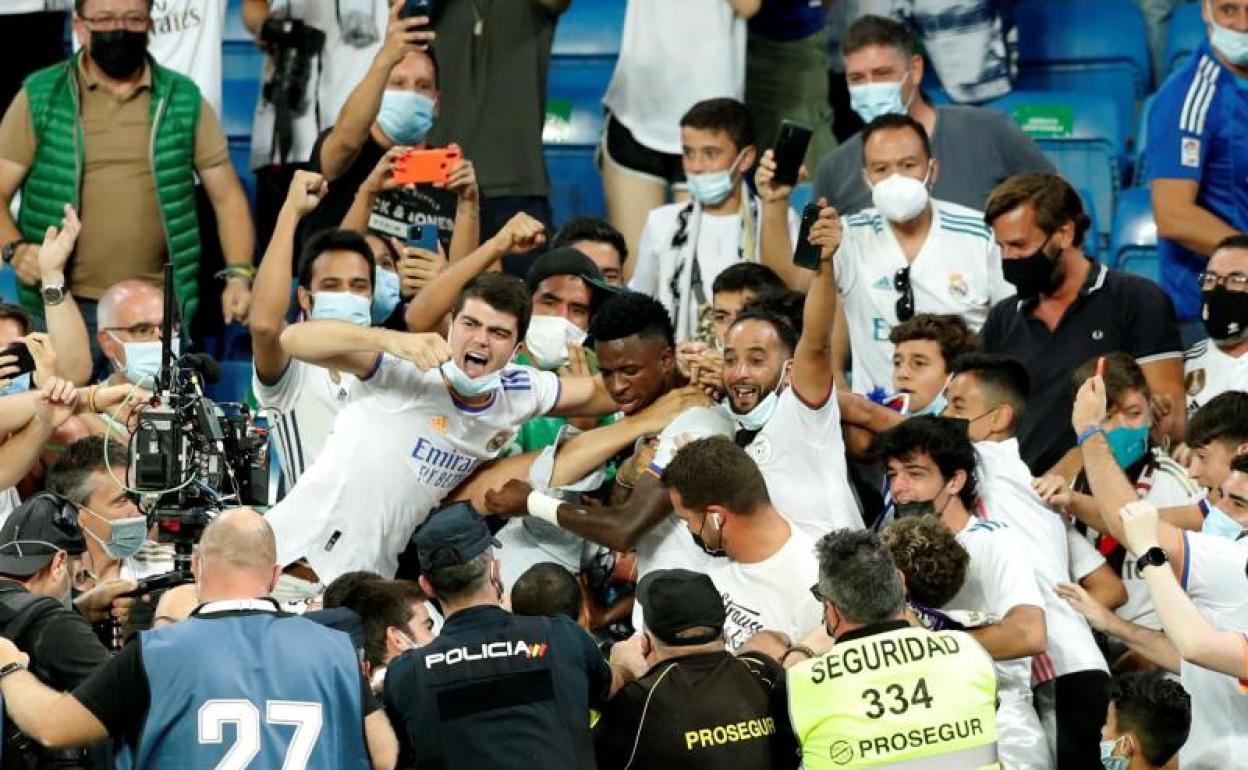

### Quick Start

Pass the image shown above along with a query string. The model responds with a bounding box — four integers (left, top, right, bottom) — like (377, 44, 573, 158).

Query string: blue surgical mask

(376, 90, 436, 145)
(686, 151, 744, 207)
(112, 337, 178, 386)
(1099, 737, 1128, 770)
(849, 74, 912, 122)
(311, 292, 372, 326)
(371, 268, 402, 324)
(440, 359, 501, 398)
(83, 506, 147, 561)
(0, 372, 32, 397)
(911, 392, 948, 418)
(1201, 503, 1244, 540)
(1106, 424, 1149, 469)
(1211, 14, 1248, 67)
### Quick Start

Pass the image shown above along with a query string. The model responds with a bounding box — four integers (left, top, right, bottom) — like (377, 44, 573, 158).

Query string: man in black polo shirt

(981, 174, 1184, 476)
(384, 503, 636, 770)
(593, 569, 799, 770)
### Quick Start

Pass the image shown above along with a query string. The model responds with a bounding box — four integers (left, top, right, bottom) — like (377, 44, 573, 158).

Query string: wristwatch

(1, 239, 24, 264)
(1135, 547, 1169, 572)
(0, 660, 25, 681)
(40, 283, 67, 307)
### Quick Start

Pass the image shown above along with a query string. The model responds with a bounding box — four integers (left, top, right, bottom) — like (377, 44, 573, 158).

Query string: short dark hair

(861, 113, 932, 163)
(0, 304, 33, 337)
(871, 416, 979, 509)
(843, 14, 917, 59)
(1071, 352, 1150, 411)
(680, 98, 755, 154)
(1213, 233, 1248, 253)
(984, 173, 1093, 250)
(452, 273, 533, 342)
(590, 292, 675, 347)
(949, 352, 1031, 427)
(297, 229, 376, 290)
(322, 570, 383, 609)
(661, 436, 771, 514)
(1230, 453, 1248, 475)
(339, 579, 426, 668)
(711, 263, 785, 297)
(46, 437, 130, 507)
(511, 562, 582, 621)
(552, 217, 628, 266)
(881, 516, 969, 608)
(1187, 391, 1248, 450)
(730, 306, 800, 356)
(815, 529, 905, 625)
(890, 314, 979, 370)
(1110, 672, 1191, 766)
(75, 0, 154, 15)
(740, 290, 805, 338)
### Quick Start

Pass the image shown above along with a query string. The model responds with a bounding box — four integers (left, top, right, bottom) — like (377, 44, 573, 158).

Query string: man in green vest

(0, 0, 255, 340)
(787, 528, 1001, 770)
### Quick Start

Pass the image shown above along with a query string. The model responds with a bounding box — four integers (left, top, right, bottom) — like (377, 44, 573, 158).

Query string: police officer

(0, 508, 399, 770)
(384, 502, 636, 770)
(0, 492, 131, 770)
(788, 529, 1000, 770)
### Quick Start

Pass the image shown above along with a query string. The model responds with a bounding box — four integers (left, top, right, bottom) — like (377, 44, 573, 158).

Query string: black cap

(0, 493, 87, 577)
(414, 502, 501, 571)
(525, 247, 618, 311)
(304, 606, 366, 651)
(636, 569, 725, 646)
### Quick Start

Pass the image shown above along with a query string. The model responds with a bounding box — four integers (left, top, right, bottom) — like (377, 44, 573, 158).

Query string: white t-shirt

(974, 439, 1107, 679)
(947, 518, 1045, 695)
(0, 488, 19, 528)
(836, 201, 1012, 396)
(266, 355, 560, 582)
(1177, 531, 1248, 770)
(253, 358, 356, 490)
(249, 0, 389, 167)
(4, 2, 47, 13)
(710, 525, 823, 652)
(1183, 338, 1248, 415)
(602, 0, 745, 155)
(147, 0, 227, 116)
(1066, 528, 1105, 582)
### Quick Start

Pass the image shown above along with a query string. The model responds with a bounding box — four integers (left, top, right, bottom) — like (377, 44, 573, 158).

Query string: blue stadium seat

(1014, 0, 1149, 147)
(205, 361, 255, 404)
(545, 146, 605, 224)
(1134, 94, 1157, 185)
(1164, 3, 1206, 76)
(222, 41, 262, 139)
(0, 266, 16, 305)
(544, 57, 612, 146)
(985, 90, 1123, 252)
(790, 183, 812, 216)
(552, 0, 625, 56)
(1110, 187, 1158, 282)
(1077, 187, 1100, 260)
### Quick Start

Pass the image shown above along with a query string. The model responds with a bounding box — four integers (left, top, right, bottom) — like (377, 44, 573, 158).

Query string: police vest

(124, 609, 367, 770)
(788, 623, 999, 770)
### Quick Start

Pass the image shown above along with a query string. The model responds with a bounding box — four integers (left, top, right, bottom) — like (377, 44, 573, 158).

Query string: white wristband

(526, 491, 563, 527)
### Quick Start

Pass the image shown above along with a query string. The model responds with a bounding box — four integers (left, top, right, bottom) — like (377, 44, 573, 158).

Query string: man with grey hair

(384, 502, 637, 770)
(0, 508, 399, 770)
(785, 529, 1000, 770)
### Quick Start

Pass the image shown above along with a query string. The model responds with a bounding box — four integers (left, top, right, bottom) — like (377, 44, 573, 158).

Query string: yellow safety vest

(788, 621, 999, 770)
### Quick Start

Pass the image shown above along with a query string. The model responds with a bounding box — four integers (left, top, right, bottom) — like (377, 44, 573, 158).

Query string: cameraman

(0, 508, 400, 770)
(0, 494, 135, 770)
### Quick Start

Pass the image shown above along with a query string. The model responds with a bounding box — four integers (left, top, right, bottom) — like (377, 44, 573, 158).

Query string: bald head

(98, 280, 162, 331)
(199, 508, 277, 572)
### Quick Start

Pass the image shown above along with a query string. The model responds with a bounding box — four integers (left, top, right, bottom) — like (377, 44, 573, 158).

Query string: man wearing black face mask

(980, 174, 1185, 479)
(1184, 234, 1248, 413)
(0, 0, 255, 342)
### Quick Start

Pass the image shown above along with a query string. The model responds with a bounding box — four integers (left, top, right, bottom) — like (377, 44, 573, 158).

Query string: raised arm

(34, 206, 91, 385)
(280, 320, 450, 377)
(753, 150, 809, 291)
(790, 201, 840, 404)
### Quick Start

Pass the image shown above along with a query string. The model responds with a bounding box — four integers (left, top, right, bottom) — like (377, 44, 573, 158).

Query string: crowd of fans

(0, 0, 1243, 769)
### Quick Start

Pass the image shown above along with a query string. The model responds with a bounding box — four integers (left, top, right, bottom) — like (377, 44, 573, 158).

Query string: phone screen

(793, 203, 822, 270)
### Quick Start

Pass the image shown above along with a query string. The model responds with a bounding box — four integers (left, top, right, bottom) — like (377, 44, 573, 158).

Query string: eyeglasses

(894, 266, 915, 322)
(1198, 271, 1248, 293)
(79, 13, 151, 31)
(104, 322, 176, 342)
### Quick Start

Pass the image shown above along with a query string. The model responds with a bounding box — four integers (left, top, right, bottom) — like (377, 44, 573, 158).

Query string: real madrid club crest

(429, 415, 448, 435)
(746, 434, 772, 464)
(487, 431, 512, 453)
(947, 272, 969, 300)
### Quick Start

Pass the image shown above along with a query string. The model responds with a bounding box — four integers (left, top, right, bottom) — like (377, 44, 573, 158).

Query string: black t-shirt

(384, 605, 612, 770)
(0, 582, 110, 691)
(981, 260, 1182, 474)
(304, 128, 458, 249)
(593, 651, 798, 770)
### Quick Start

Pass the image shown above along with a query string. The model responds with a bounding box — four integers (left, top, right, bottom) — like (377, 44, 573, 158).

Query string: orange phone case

(392, 148, 462, 186)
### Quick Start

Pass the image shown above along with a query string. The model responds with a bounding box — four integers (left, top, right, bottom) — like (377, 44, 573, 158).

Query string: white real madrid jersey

(1183, 338, 1248, 415)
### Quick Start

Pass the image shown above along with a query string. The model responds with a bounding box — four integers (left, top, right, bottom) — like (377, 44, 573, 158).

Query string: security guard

(384, 503, 634, 770)
(788, 529, 999, 770)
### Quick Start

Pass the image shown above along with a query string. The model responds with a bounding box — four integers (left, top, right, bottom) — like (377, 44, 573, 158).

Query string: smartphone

(0, 341, 36, 377)
(402, 0, 433, 21)
(793, 203, 823, 270)
(772, 120, 813, 187)
(392, 147, 462, 186)
(406, 224, 440, 253)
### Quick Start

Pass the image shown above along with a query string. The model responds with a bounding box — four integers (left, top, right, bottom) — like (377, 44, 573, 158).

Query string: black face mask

(690, 513, 727, 557)
(1202, 286, 1248, 342)
(89, 29, 148, 80)
(1003, 236, 1064, 299)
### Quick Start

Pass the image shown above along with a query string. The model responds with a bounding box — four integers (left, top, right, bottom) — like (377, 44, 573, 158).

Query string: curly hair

(881, 517, 969, 608)
(589, 291, 675, 347)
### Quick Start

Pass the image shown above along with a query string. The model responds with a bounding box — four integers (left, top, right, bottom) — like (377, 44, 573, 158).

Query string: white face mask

(524, 315, 588, 370)
(870, 164, 932, 223)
